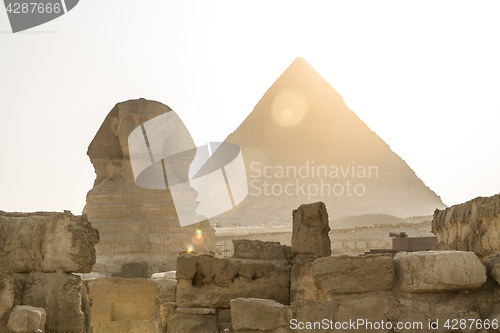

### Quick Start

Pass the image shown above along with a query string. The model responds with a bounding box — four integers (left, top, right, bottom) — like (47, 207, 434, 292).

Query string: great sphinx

(84, 98, 215, 277)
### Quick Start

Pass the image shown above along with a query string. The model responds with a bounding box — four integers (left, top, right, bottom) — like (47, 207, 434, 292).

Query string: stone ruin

(87, 199, 500, 333)
(0, 211, 99, 332)
(1, 196, 500, 332)
(0, 175, 500, 333)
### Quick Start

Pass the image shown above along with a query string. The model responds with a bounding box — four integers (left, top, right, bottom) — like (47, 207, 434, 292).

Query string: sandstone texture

(84, 98, 215, 277)
(7, 305, 46, 333)
(166, 308, 217, 333)
(175, 253, 290, 308)
(150, 276, 177, 304)
(13, 272, 91, 332)
(483, 253, 500, 285)
(232, 239, 290, 260)
(312, 254, 394, 296)
(0, 269, 13, 313)
(433, 193, 500, 258)
(292, 202, 331, 261)
(230, 298, 292, 332)
(0, 211, 98, 273)
(89, 277, 159, 329)
(395, 251, 487, 292)
(290, 260, 326, 303)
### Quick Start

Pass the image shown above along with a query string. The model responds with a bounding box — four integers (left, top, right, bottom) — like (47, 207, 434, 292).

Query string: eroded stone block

(14, 272, 91, 333)
(230, 298, 292, 332)
(292, 202, 331, 260)
(0, 211, 99, 273)
(7, 305, 46, 333)
(176, 254, 290, 308)
(233, 239, 288, 260)
(395, 251, 487, 292)
(312, 254, 394, 296)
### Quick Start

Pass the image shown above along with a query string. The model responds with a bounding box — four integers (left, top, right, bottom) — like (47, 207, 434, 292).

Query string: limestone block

(176, 254, 290, 308)
(160, 302, 176, 333)
(483, 253, 500, 284)
(335, 297, 392, 333)
(233, 239, 288, 260)
(0, 211, 99, 273)
(176, 307, 216, 315)
(292, 202, 331, 260)
(13, 272, 91, 333)
(93, 321, 157, 333)
(290, 260, 326, 303)
(432, 194, 500, 258)
(0, 269, 13, 311)
(291, 300, 336, 333)
(150, 278, 177, 303)
(311, 254, 394, 296)
(230, 298, 292, 332)
(166, 309, 217, 333)
(90, 277, 157, 321)
(7, 306, 46, 333)
(390, 298, 480, 333)
(218, 308, 232, 331)
(395, 251, 487, 292)
(0, 310, 11, 333)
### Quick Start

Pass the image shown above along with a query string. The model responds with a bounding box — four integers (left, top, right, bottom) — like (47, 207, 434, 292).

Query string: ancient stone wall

(433, 193, 500, 258)
(0, 211, 98, 333)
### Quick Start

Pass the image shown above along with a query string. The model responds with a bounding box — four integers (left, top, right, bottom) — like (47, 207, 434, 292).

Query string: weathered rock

(233, 239, 288, 260)
(13, 272, 91, 332)
(389, 298, 481, 333)
(84, 98, 216, 277)
(166, 308, 217, 333)
(176, 307, 216, 315)
(334, 297, 393, 333)
(7, 306, 46, 333)
(292, 202, 331, 261)
(0, 269, 13, 312)
(150, 278, 177, 303)
(159, 302, 176, 333)
(291, 300, 336, 333)
(176, 254, 290, 308)
(290, 260, 326, 303)
(90, 277, 157, 322)
(433, 194, 500, 258)
(0, 211, 98, 273)
(230, 298, 292, 332)
(483, 253, 500, 285)
(92, 320, 158, 333)
(395, 251, 487, 292)
(218, 309, 232, 332)
(312, 254, 394, 296)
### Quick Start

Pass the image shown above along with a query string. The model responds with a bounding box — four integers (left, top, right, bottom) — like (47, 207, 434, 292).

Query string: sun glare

(271, 89, 308, 127)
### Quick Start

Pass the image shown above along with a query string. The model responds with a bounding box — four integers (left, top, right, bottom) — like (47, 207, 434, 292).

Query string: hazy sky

(1, 1, 499, 215)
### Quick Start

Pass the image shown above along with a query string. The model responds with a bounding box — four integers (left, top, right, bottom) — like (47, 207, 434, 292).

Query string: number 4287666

(6, 3, 61, 14)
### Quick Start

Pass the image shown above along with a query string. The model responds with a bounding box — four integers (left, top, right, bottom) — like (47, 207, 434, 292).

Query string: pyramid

(203, 58, 445, 227)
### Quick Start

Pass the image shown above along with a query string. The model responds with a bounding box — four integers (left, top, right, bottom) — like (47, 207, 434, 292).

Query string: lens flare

(271, 89, 308, 128)
(192, 228, 205, 246)
(187, 244, 194, 253)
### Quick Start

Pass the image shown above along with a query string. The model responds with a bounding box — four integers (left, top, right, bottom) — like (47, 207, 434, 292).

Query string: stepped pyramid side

(201, 58, 445, 227)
